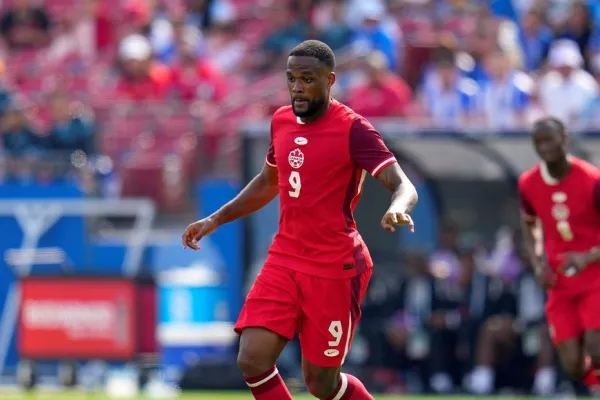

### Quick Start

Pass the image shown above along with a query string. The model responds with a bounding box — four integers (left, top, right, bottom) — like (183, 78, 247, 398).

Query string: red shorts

(235, 263, 372, 367)
(546, 288, 600, 345)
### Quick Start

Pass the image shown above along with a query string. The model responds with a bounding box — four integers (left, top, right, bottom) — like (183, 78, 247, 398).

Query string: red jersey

(265, 99, 397, 279)
(518, 156, 600, 291)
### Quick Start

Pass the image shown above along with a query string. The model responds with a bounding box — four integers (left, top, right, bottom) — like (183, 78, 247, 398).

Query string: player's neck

(545, 157, 572, 180)
(298, 99, 331, 124)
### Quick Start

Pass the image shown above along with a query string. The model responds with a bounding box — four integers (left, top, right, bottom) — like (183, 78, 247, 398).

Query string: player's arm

(212, 164, 279, 226)
(349, 118, 418, 232)
(518, 186, 555, 287)
(182, 142, 279, 250)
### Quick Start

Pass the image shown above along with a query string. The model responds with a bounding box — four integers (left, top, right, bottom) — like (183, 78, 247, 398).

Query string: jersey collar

(540, 155, 573, 186)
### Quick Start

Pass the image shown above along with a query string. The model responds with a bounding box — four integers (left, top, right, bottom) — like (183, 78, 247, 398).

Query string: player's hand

(533, 263, 557, 288)
(559, 252, 590, 277)
(381, 210, 415, 233)
(182, 217, 219, 251)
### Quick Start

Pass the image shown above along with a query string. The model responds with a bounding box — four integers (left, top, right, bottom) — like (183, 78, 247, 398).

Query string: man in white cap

(538, 39, 598, 126)
(115, 34, 171, 101)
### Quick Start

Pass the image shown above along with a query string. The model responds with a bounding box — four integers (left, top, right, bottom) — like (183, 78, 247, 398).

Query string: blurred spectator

(45, 92, 96, 157)
(186, 0, 234, 30)
(351, 3, 398, 71)
(382, 253, 432, 392)
(313, 0, 354, 51)
(0, 99, 40, 158)
(462, 24, 499, 82)
(47, 12, 95, 64)
(538, 39, 598, 126)
(205, 23, 247, 74)
(416, 46, 479, 128)
(115, 34, 172, 101)
(261, 4, 308, 67)
(554, 1, 593, 63)
(0, 0, 51, 50)
(151, 7, 204, 65)
(346, 52, 412, 118)
(518, 9, 553, 72)
(478, 48, 533, 129)
(170, 38, 227, 102)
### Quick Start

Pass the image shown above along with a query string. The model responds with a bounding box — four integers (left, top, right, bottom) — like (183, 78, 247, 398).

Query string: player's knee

(304, 370, 338, 399)
(562, 356, 585, 381)
(236, 349, 273, 378)
(586, 334, 600, 365)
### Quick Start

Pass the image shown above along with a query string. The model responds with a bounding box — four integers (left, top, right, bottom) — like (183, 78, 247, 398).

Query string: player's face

(286, 56, 335, 118)
(532, 128, 567, 163)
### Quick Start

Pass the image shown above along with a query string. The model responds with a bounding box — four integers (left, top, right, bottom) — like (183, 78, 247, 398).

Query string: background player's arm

(518, 187, 556, 286)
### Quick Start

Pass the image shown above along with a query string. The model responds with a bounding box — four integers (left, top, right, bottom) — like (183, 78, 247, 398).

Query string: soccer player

(518, 117, 600, 392)
(182, 40, 418, 400)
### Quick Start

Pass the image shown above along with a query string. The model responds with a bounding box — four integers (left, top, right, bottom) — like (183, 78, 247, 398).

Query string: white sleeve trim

(265, 157, 277, 168)
(371, 157, 397, 177)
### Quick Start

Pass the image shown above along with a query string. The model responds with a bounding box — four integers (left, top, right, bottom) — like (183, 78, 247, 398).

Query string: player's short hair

(531, 116, 567, 135)
(289, 40, 336, 70)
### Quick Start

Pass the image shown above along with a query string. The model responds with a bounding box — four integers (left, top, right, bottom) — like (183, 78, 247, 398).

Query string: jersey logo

(552, 192, 567, 203)
(324, 349, 340, 357)
(551, 203, 570, 221)
(294, 137, 308, 145)
(288, 148, 304, 169)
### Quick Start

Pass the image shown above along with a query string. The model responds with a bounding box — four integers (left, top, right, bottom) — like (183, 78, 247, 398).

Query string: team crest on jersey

(551, 203, 570, 221)
(288, 148, 304, 169)
(552, 192, 567, 203)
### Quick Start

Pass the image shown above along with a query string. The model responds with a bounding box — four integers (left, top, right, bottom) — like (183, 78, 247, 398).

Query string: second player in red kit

(519, 117, 600, 391)
(182, 40, 418, 400)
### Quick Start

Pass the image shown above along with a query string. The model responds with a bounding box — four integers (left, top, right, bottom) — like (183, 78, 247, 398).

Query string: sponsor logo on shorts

(288, 149, 304, 169)
(324, 349, 340, 357)
(343, 264, 353, 270)
(294, 137, 308, 145)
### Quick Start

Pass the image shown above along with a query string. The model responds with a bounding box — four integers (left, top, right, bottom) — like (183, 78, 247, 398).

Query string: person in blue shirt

(519, 9, 554, 72)
(46, 91, 96, 157)
(351, 8, 397, 71)
(0, 100, 40, 158)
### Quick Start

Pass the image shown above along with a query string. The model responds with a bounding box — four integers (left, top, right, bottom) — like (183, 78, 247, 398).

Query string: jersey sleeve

(349, 118, 397, 177)
(517, 179, 536, 221)
(265, 122, 276, 168)
(594, 178, 600, 214)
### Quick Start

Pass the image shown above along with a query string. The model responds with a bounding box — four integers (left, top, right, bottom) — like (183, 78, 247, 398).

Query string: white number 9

(289, 171, 301, 198)
(328, 321, 343, 347)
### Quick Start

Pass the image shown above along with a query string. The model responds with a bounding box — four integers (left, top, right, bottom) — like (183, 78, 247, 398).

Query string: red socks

(245, 366, 293, 400)
(326, 373, 374, 400)
(583, 357, 600, 388)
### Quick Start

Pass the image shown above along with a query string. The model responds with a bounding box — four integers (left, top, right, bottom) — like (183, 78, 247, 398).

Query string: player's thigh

(578, 290, 600, 359)
(235, 263, 300, 342)
(297, 269, 372, 368)
(545, 292, 582, 347)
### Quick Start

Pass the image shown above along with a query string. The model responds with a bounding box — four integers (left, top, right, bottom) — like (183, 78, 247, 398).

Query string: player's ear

(328, 72, 336, 88)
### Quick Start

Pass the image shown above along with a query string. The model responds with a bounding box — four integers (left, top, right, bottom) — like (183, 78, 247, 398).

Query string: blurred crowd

(0, 0, 600, 206)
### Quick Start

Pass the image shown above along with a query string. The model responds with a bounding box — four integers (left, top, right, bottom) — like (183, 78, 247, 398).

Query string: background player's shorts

(546, 288, 600, 345)
(235, 263, 372, 367)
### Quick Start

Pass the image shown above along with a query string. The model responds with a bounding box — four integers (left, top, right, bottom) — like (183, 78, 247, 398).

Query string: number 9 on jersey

(289, 171, 301, 198)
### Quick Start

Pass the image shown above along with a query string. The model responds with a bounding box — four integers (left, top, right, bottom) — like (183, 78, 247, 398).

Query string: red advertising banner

(19, 279, 136, 360)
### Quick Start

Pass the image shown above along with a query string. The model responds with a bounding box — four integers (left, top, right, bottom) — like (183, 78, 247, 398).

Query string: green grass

(0, 392, 534, 400)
